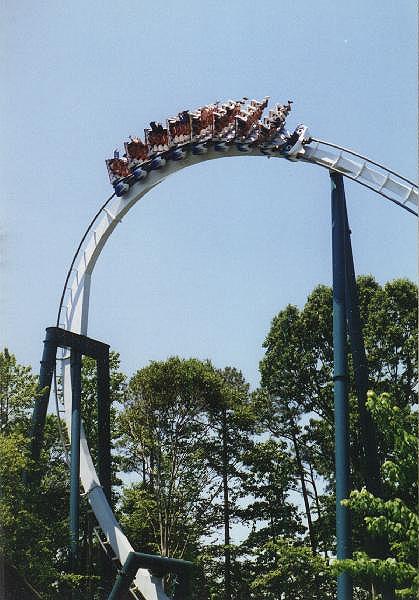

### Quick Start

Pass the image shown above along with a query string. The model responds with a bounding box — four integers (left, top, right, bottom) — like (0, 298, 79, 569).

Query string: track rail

(55, 138, 417, 600)
(303, 139, 418, 215)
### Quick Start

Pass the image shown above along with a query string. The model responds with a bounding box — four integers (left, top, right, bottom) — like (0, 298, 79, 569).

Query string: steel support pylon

(28, 327, 111, 595)
(70, 349, 82, 571)
(331, 172, 352, 600)
(108, 553, 193, 600)
(342, 198, 396, 600)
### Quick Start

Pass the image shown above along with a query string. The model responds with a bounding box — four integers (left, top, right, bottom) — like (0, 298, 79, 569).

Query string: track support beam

(28, 327, 111, 592)
(28, 329, 60, 469)
(70, 348, 82, 570)
(343, 201, 396, 600)
(108, 553, 193, 600)
(331, 172, 352, 600)
(343, 206, 381, 495)
(97, 352, 112, 504)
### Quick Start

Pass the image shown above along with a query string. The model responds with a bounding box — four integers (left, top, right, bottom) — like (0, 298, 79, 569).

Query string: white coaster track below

(57, 141, 417, 600)
(303, 139, 418, 214)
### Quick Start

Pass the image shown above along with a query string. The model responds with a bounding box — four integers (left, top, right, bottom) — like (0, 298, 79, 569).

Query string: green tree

(118, 357, 225, 560)
(203, 366, 255, 600)
(0, 348, 39, 433)
(0, 349, 69, 598)
(118, 358, 257, 600)
(239, 438, 304, 550)
(257, 277, 416, 597)
(250, 538, 335, 599)
(0, 348, 127, 598)
(336, 392, 418, 598)
(259, 278, 417, 536)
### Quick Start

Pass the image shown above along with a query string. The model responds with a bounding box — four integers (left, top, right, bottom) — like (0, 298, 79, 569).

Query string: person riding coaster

(106, 97, 305, 194)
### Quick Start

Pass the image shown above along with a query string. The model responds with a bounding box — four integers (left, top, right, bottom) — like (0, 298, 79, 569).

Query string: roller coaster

(28, 97, 417, 600)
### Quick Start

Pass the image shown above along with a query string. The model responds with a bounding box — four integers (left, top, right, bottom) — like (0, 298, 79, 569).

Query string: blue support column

(97, 352, 111, 505)
(108, 553, 193, 600)
(343, 206, 396, 600)
(343, 204, 381, 496)
(97, 351, 113, 596)
(28, 329, 58, 469)
(27, 328, 113, 596)
(70, 349, 82, 572)
(331, 172, 352, 600)
(108, 552, 138, 599)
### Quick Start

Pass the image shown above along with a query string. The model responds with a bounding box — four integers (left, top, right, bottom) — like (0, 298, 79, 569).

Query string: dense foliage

(1, 277, 417, 599)
(336, 391, 418, 598)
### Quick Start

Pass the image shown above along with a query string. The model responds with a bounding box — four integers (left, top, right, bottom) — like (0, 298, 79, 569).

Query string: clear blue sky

(1, 0, 417, 390)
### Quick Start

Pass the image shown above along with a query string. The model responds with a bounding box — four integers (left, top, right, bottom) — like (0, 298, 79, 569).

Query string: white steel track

(58, 143, 417, 600)
(302, 141, 418, 215)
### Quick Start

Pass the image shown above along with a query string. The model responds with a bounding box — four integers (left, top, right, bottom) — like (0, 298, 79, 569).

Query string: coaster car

(192, 143, 208, 155)
(214, 141, 229, 152)
(171, 147, 187, 161)
(150, 155, 166, 169)
(132, 166, 148, 180)
(282, 124, 309, 158)
(114, 180, 130, 196)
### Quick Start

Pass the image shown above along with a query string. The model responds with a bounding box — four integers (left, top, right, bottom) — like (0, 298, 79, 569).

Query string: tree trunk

(222, 406, 231, 600)
(142, 456, 146, 486)
(150, 449, 155, 489)
(308, 461, 327, 557)
(292, 429, 317, 554)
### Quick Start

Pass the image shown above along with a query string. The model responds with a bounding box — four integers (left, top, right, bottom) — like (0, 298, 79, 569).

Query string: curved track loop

(58, 143, 417, 600)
